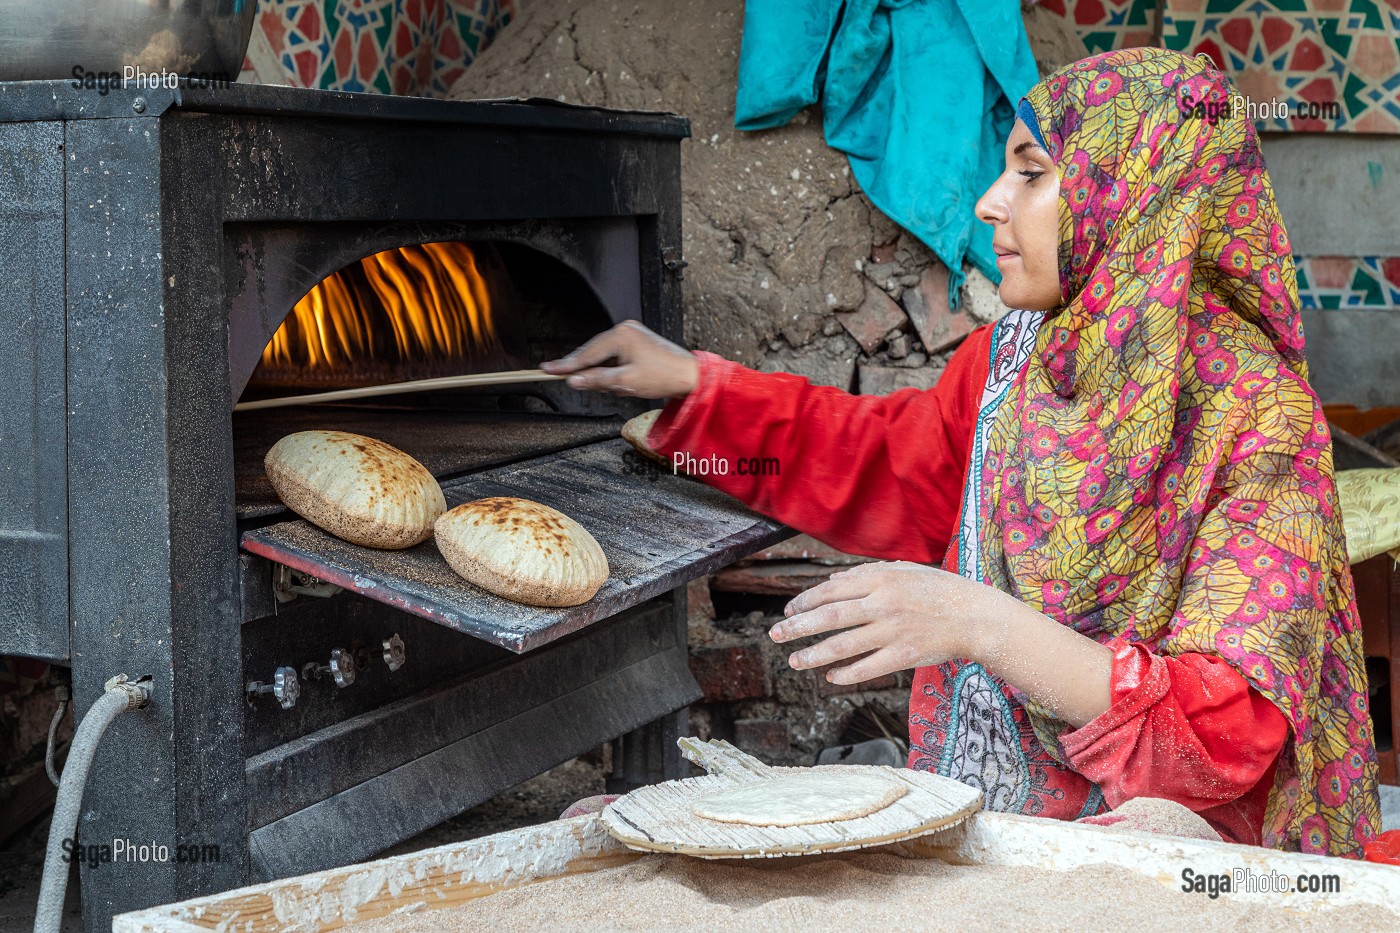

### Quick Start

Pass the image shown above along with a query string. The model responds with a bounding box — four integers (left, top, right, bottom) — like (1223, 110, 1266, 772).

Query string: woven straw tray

(600, 738, 983, 859)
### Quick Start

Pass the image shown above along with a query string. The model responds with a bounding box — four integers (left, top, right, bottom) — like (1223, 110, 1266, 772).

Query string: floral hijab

(977, 48, 1380, 857)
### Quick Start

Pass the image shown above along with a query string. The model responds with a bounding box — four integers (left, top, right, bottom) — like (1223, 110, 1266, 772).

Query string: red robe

(649, 326, 1289, 845)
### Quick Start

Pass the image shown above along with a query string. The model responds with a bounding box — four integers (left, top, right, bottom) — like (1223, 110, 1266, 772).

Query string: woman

(544, 48, 1380, 857)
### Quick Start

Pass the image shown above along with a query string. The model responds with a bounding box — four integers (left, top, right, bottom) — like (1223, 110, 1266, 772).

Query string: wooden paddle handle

(678, 738, 776, 778)
(233, 369, 567, 413)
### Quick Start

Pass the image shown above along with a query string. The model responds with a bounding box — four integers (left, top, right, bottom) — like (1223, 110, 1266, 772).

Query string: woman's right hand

(541, 321, 699, 399)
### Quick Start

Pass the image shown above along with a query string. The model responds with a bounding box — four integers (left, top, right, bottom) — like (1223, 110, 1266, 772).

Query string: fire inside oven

(240, 239, 609, 398)
(252, 241, 510, 389)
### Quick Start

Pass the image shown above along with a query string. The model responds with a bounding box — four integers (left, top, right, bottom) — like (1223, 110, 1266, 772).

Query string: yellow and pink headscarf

(977, 48, 1380, 857)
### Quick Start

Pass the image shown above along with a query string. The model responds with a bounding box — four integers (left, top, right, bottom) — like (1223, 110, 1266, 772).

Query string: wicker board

(602, 739, 982, 859)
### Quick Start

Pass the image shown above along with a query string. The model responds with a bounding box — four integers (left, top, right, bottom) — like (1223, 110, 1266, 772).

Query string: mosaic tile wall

(1036, 1, 1398, 308)
(1297, 256, 1400, 308)
(1038, 0, 1400, 134)
(237, 1, 1395, 308)
(238, 0, 516, 97)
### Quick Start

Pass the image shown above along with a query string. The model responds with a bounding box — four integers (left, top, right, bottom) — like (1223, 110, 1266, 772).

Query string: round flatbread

(691, 771, 907, 827)
(265, 430, 445, 549)
(621, 409, 668, 466)
(435, 497, 609, 607)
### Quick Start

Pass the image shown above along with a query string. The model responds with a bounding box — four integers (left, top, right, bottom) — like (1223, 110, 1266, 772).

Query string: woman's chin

(997, 279, 1059, 313)
(996, 283, 1032, 311)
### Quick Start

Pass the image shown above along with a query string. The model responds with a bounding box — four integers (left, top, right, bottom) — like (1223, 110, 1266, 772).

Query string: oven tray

(240, 438, 791, 652)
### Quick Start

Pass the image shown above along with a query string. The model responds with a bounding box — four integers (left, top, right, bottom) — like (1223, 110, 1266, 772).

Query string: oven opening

(233, 239, 642, 523)
(239, 239, 615, 400)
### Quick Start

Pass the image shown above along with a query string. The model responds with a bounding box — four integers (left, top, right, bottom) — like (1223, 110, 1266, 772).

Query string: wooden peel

(233, 369, 566, 412)
(602, 738, 983, 859)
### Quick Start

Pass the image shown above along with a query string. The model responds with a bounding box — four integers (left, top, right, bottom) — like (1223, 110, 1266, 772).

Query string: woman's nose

(975, 178, 1009, 226)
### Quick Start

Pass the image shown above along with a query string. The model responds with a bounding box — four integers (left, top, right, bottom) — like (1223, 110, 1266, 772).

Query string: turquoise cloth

(735, 0, 1039, 305)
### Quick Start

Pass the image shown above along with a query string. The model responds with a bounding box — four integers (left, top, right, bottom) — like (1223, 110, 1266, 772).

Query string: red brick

(734, 718, 791, 760)
(686, 575, 715, 625)
(689, 645, 769, 702)
(835, 279, 908, 354)
(902, 262, 972, 353)
(711, 561, 837, 596)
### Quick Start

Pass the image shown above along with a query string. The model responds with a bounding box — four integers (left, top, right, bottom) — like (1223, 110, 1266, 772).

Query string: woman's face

(975, 119, 1062, 311)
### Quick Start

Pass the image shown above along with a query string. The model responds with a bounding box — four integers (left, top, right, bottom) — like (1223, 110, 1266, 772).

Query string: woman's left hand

(770, 561, 1015, 687)
(772, 559, 1114, 728)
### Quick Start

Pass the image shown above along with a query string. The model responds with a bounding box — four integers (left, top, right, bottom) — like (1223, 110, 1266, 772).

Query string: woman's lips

(995, 250, 1020, 265)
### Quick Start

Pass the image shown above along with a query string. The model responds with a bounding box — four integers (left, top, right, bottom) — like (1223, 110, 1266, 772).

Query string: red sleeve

(1061, 638, 1289, 813)
(646, 327, 992, 563)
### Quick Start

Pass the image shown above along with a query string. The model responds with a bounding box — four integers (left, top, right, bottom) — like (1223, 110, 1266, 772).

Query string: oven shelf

(240, 438, 790, 652)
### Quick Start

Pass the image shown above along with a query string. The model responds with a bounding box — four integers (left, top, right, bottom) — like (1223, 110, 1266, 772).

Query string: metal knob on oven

(303, 648, 356, 688)
(246, 666, 301, 710)
(382, 634, 406, 672)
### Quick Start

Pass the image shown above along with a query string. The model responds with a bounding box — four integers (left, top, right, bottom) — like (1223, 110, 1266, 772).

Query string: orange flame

(260, 242, 499, 373)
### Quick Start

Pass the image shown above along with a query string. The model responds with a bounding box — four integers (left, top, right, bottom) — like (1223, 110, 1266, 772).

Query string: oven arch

(226, 217, 639, 403)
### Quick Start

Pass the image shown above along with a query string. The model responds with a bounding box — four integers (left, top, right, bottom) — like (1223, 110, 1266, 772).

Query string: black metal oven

(0, 80, 786, 930)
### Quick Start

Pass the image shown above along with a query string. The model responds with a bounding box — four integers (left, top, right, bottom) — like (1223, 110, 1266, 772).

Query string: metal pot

(0, 0, 258, 83)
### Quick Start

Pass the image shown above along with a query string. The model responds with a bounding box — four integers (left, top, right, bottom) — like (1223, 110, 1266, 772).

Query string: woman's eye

(1019, 170, 1045, 183)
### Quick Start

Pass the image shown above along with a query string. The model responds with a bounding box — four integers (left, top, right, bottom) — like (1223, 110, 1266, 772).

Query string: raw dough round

(692, 771, 907, 827)
(265, 430, 445, 549)
(434, 497, 609, 607)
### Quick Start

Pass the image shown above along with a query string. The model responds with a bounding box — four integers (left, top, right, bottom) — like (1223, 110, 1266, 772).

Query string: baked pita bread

(620, 410, 669, 466)
(435, 497, 609, 607)
(265, 430, 446, 549)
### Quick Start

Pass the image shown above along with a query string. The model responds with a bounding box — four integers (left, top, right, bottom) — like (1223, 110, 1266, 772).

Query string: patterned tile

(239, 0, 515, 98)
(1037, 0, 1159, 55)
(1035, 3, 1400, 311)
(1039, 1, 1400, 134)
(1295, 255, 1400, 307)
